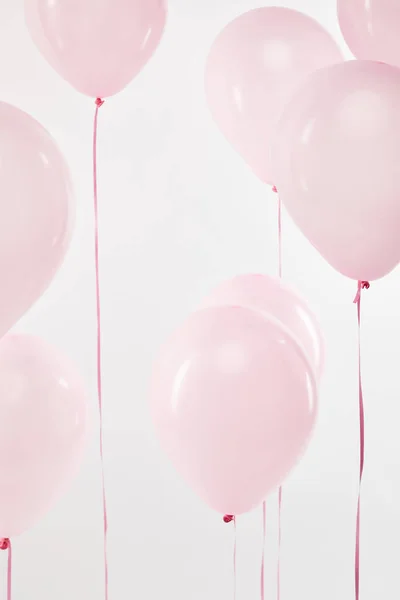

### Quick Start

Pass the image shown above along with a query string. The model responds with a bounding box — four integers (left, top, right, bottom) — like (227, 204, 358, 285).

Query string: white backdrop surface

(0, 1, 397, 599)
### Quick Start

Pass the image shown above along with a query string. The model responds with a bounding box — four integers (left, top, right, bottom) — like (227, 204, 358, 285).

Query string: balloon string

(233, 518, 237, 600)
(261, 501, 266, 600)
(278, 197, 282, 279)
(353, 280, 369, 600)
(0, 539, 12, 600)
(273, 185, 283, 600)
(277, 487, 282, 600)
(224, 516, 236, 600)
(6, 542, 11, 600)
(93, 97, 109, 600)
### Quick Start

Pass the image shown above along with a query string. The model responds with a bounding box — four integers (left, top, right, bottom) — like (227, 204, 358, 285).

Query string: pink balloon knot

(95, 98, 104, 108)
(223, 514, 235, 523)
(272, 186, 278, 193)
(353, 280, 370, 304)
(0, 538, 10, 550)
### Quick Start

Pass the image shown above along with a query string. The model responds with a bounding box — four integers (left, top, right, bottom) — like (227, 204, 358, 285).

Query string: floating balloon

(338, 0, 400, 68)
(25, 0, 167, 98)
(201, 274, 324, 381)
(273, 60, 400, 281)
(0, 335, 87, 537)
(150, 306, 317, 515)
(205, 7, 343, 184)
(0, 101, 73, 339)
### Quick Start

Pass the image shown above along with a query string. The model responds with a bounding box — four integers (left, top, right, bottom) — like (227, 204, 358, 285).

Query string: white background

(0, 1, 398, 599)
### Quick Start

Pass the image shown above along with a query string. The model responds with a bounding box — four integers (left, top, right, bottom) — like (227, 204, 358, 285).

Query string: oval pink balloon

(338, 0, 400, 68)
(25, 0, 167, 98)
(201, 274, 324, 381)
(0, 335, 87, 537)
(150, 306, 317, 515)
(273, 60, 400, 281)
(205, 7, 343, 184)
(0, 102, 73, 338)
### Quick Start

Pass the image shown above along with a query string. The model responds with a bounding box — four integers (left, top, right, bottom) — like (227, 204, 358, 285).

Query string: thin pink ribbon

(272, 184, 283, 600)
(261, 501, 266, 600)
(277, 487, 282, 600)
(353, 280, 369, 600)
(0, 538, 12, 600)
(93, 97, 109, 600)
(224, 516, 236, 600)
(233, 518, 237, 600)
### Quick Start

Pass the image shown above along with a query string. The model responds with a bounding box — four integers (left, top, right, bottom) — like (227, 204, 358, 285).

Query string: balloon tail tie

(353, 281, 370, 305)
(353, 280, 368, 600)
(223, 514, 234, 523)
(0, 539, 12, 600)
(93, 97, 108, 600)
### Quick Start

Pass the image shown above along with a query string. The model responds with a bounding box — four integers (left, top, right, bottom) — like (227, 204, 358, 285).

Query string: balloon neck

(223, 514, 235, 523)
(95, 98, 105, 108)
(272, 185, 278, 194)
(0, 538, 10, 550)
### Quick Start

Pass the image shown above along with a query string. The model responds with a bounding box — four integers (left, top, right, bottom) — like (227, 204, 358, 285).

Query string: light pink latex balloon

(25, 0, 167, 98)
(0, 102, 73, 338)
(150, 306, 317, 515)
(273, 60, 400, 282)
(338, 0, 400, 68)
(201, 274, 324, 381)
(204, 7, 343, 184)
(0, 335, 87, 537)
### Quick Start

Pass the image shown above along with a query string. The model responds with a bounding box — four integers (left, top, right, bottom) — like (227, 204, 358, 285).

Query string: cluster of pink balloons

(0, 0, 169, 538)
(205, 6, 400, 282)
(0, 101, 87, 537)
(205, 7, 343, 185)
(151, 4, 400, 517)
(11, 0, 400, 527)
(150, 7, 336, 517)
(151, 275, 323, 515)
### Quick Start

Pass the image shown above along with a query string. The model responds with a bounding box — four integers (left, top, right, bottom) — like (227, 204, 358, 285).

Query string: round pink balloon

(0, 102, 73, 339)
(338, 0, 400, 68)
(273, 60, 400, 281)
(0, 335, 87, 537)
(201, 274, 324, 381)
(205, 7, 343, 184)
(150, 306, 317, 515)
(25, 0, 167, 98)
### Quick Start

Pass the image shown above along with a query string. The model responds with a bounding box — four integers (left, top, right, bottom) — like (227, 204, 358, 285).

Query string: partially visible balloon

(273, 60, 400, 281)
(201, 274, 324, 381)
(0, 102, 73, 338)
(0, 335, 87, 537)
(150, 306, 317, 516)
(338, 0, 400, 68)
(205, 7, 343, 184)
(24, 0, 167, 98)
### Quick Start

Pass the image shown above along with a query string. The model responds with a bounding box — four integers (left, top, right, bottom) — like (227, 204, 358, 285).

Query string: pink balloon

(205, 7, 343, 184)
(0, 102, 73, 338)
(0, 335, 87, 537)
(273, 60, 400, 281)
(25, 0, 167, 98)
(338, 0, 400, 68)
(150, 306, 317, 515)
(200, 274, 324, 381)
